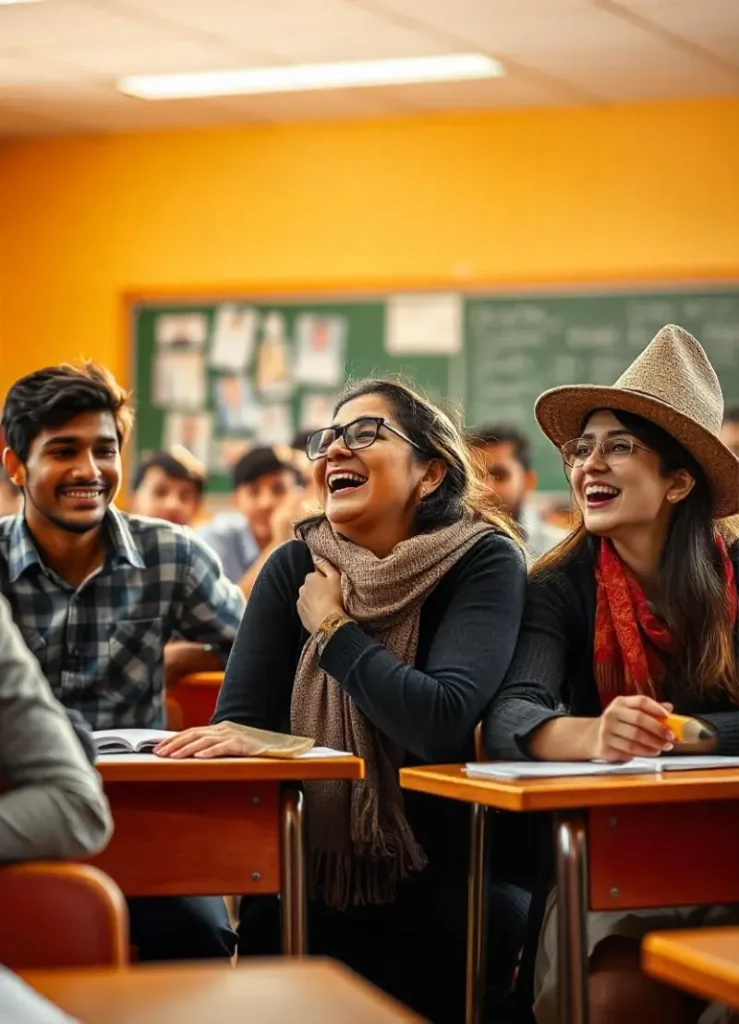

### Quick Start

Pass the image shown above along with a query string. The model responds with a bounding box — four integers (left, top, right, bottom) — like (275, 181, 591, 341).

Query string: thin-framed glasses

(560, 435, 652, 469)
(306, 416, 421, 461)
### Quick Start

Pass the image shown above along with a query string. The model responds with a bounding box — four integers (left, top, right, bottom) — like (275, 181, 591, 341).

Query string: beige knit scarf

(290, 514, 494, 910)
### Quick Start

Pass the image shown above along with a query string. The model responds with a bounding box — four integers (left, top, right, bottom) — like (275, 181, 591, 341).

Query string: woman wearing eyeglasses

(484, 325, 739, 1024)
(157, 378, 528, 1021)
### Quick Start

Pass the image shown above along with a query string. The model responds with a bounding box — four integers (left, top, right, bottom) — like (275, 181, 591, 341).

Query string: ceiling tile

(0, 52, 87, 85)
(378, 74, 563, 111)
(207, 85, 405, 122)
(0, 0, 177, 47)
(517, 45, 739, 101)
(44, 36, 250, 77)
(609, 0, 739, 67)
(115, 0, 443, 59)
(0, 81, 238, 132)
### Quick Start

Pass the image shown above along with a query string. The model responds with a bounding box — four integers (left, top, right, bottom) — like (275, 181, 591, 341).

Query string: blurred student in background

(720, 404, 739, 458)
(469, 423, 566, 557)
(197, 445, 307, 598)
(131, 446, 206, 527)
(0, 466, 21, 518)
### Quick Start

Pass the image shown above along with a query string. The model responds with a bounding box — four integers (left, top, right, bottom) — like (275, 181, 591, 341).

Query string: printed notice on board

(386, 293, 462, 355)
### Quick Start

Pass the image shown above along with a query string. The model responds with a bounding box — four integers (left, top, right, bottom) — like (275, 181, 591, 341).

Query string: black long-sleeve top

(215, 533, 526, 871)
(484, 541, 739, 759)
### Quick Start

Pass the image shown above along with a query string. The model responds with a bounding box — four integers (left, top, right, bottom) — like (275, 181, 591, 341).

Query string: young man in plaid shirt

(0, 361, 245, 962)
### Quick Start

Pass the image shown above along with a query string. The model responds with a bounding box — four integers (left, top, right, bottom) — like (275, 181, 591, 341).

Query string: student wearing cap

(197, 445, 307, 598)
(130, 447, 206, 527)
(484, 326, 739, 1024)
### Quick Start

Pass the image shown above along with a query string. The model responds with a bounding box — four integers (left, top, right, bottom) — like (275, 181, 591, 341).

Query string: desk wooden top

(399, 764, 739, 812)
(642, 928, 739, 1009)
(22, 960, 425, 1023)
(98, 753, 364, 783)
(174, 672, 223, 687)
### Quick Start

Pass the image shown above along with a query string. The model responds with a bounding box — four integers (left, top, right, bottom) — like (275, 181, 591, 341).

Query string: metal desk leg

(280, 787, 307, 957)
(465, 803, 489, 1024)
(555, 810, 589, 1024)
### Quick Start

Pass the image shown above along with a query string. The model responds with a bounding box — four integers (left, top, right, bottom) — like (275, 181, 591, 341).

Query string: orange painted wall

(0, 96, 737, 398)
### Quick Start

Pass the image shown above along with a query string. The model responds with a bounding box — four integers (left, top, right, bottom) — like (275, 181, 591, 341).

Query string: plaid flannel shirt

(0, 507, 245, 729)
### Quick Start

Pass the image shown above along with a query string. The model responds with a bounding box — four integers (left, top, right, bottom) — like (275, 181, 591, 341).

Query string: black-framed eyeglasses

(305, 416, 421, 461)
(560, 435, 652, 469)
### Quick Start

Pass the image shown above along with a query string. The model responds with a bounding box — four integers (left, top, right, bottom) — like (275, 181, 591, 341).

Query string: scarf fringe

(311, 802, 429, 910)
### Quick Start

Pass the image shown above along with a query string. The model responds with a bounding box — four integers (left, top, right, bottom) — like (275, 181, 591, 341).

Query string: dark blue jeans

(128, 896, 236, 961)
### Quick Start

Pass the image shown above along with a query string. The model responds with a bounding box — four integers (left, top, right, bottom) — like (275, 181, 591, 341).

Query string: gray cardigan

(484, 539, 739, 759)
(0, 594, 112, 862)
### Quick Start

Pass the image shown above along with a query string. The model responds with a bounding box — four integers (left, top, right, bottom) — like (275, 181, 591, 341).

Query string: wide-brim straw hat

(535, 324, 739, 518)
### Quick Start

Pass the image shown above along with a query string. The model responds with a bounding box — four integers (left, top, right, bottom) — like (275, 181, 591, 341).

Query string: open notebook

(92, 728, 350, 759)
(464, 755, 739, 780)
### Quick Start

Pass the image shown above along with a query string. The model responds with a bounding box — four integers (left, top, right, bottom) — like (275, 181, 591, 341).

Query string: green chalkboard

(463, 287, 739, 491)
(131, 298, 451, 494)
(131, 285, 739, 496)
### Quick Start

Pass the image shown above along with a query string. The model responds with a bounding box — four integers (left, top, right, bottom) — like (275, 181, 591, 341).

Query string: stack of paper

(464, 755, 739, 780)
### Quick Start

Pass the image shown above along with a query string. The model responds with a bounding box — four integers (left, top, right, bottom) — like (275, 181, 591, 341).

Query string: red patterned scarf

(594, 535, 737, 709)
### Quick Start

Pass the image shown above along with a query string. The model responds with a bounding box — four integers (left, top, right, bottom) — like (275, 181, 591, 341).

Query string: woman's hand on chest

(297, 556, 345, 634)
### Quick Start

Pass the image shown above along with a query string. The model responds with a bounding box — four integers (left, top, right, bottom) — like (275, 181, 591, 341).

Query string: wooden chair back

(0, 862, 128, 969)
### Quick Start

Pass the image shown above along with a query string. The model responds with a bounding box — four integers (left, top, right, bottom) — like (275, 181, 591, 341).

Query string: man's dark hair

(2, 362, 134, 462)
(723, 405, 739, 426)
(132, 452, 206, 495)
(291, 429, 313, 452)
(468, 423, 533, 472)
(232, 446, 296, 489)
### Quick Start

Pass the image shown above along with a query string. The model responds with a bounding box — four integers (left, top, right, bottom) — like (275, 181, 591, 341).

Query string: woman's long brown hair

(535, 410, 739, 703)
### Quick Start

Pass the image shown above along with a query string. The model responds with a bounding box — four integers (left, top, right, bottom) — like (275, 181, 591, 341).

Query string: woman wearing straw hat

(484, 325, 739, 1024)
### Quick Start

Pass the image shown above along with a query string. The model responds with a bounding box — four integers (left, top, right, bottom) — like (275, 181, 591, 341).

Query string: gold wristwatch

(315, 611, 354, 656)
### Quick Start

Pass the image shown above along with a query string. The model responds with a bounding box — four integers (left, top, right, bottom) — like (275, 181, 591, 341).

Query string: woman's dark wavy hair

(535, 409, 739, 702)
(296, 377, 524, 549)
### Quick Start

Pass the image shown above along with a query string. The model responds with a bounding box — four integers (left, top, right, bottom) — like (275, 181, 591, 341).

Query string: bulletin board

(130, 283, 739, 495)
(130, 295, 455, 494)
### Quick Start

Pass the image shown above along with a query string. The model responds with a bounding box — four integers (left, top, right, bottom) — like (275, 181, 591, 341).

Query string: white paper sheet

(386, 293, 462, 354)
(153, 350, 206, 410)
(155, 312, 207, 350)
(294, 314, 346, 386)
(210, 304, 257, 371)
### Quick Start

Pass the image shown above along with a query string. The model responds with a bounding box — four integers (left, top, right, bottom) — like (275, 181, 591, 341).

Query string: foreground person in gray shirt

(0, 593, 111, 862)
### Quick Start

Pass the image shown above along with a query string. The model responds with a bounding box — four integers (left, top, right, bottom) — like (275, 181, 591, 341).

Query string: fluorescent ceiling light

(119, 53, 503, 101)
(0, 0, 46, 5)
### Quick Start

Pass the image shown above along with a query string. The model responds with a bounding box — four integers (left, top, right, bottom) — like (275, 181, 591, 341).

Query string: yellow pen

(663, 713, 713, 743)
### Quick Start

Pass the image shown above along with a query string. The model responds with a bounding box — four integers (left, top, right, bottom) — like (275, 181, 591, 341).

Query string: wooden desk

(91, 754, 364, 956)
(400, 764, 739, 1024)
(642, 927, 739, 1010)
(22, 960, 425, 1023)
(168, 672, 223, 729)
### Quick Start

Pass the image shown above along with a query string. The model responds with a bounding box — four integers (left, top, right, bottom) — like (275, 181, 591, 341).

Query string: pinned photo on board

(258, 402, 293, 445)
(294, 314, 346, 386)
(210, 437, 252, 474)
(300, 392, 336, 432)
(153, 350, 206, 410)
(163, 412, 212, 468)
(214, 376, 259, 433)
(210, 304, 258, 372)
(155, 312, 208, 351)
(255, 311, 292, 398)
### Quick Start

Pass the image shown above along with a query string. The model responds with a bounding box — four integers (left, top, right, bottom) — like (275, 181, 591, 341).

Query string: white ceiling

(0, 0, 737, 137)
